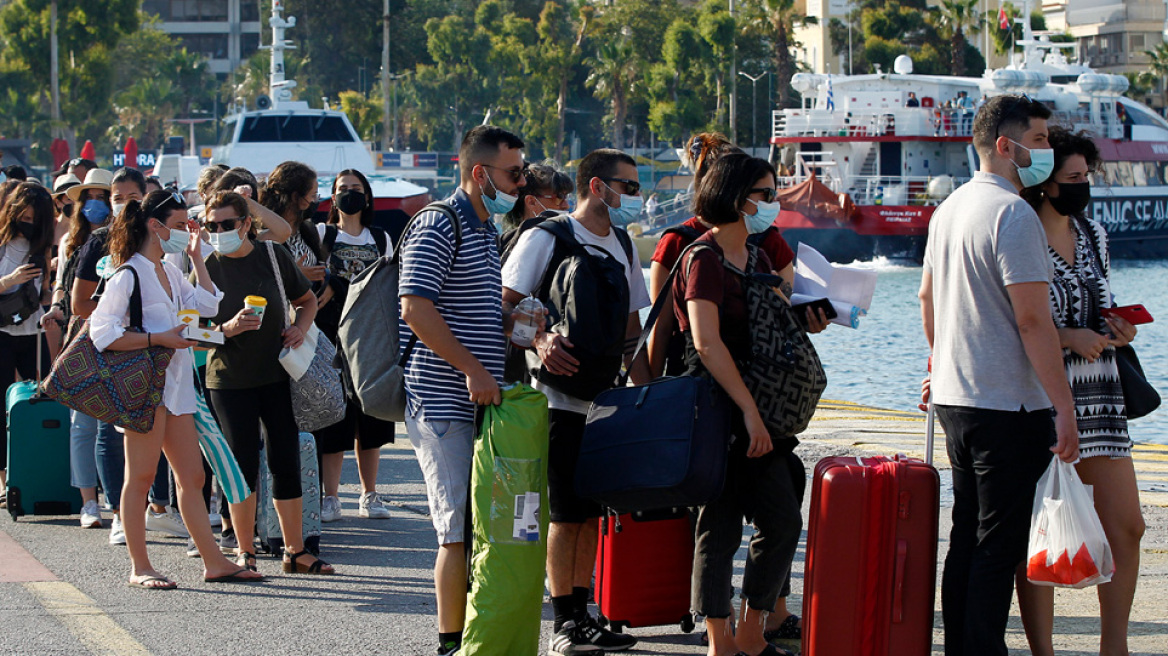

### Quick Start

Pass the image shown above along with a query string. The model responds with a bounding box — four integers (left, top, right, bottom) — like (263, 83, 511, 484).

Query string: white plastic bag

(1026, 458, 1115, 588)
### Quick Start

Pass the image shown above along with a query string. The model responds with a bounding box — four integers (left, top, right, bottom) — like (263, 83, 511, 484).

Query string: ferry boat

(211, 0, 430, 240)
(767, 1, 1168, 262)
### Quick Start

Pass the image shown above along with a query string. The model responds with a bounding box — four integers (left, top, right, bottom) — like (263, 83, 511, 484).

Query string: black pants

(936, 405, 1055, 656)
(692, 434, 802, 618)
(209, 380, 302, 500)
(0, 331, 47, 470)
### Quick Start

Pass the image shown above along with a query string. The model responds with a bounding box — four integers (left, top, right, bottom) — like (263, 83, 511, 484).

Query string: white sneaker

(359, 491, 390, 519)
(80, 500, 103, 528)
(145, 508, 190, 538)
(321, 495, 342, 523)
(109, 514, 126, 545)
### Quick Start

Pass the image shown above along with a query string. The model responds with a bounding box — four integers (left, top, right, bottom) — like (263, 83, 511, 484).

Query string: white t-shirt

(502, 216, 650, 414)
(0, 236, 45, 336)
(316, 222, 376, 248)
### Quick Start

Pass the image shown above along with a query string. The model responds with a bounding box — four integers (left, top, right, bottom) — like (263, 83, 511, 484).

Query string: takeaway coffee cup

(244, 295, 267, 319)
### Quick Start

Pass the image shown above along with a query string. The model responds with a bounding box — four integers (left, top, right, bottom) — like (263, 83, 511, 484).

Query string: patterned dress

(1047, 217, 1131, 458)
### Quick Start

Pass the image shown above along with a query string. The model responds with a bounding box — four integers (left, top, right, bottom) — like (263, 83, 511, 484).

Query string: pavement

(1, 401, 1166, 656)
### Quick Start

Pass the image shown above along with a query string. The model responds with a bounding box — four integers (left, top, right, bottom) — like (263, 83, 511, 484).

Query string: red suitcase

(802, 452, 940, 656)
(595, 510, 697, 634)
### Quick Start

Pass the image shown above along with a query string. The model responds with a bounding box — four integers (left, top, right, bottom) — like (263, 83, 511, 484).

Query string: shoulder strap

(112, 265, 146, 331)
(265, 241, 291, 329)
(613, 227, 635, 267)
(663, 224, 703, 243)
(534, 215, 582, 250)
(322, 224, 339, 254)
(392, 201, 462, 367)
(370, 226, 389, 256)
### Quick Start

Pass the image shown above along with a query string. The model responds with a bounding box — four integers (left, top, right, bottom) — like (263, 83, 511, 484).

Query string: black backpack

(530, 216, 635, 401)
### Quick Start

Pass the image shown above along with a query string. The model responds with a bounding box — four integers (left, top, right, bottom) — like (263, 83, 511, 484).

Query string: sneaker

(321, 495, 342, 523)
(218, 528, 238, 552)
(185, 538, 201, 558)
(436, 644, 460, 656)
(109, 514, 126, 545)
(80, 500, 103, 528)
(578, 615, 637, 652)
(359, 491, 390, 519)
(548, 621, 604, 656)
(145, 508, 190, 538)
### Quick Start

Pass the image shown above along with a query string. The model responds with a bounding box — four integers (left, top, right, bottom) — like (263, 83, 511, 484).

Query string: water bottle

(511, 295, 544, 348)
(875, 186, 884, 206)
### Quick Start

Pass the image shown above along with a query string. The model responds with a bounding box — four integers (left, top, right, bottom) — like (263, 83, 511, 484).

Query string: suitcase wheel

(680, 614, 695, 634)
(6, 487, 20, 520)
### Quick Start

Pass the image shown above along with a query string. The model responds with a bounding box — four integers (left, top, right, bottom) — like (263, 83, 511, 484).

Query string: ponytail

(108, 199, 150, 266)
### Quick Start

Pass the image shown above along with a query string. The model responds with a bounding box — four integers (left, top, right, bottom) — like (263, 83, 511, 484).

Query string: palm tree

(585, 36, 640, 148)
(753, 0, 818, 109)
(1145, 42, 1168, 112)
(933, 0, 982, 75)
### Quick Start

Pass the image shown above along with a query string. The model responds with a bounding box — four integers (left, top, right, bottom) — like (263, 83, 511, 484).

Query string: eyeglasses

(749, 188, 777, 203)
(601, 177, 642, 196)
(483, 164, 528, 183)
(203, 217, 242, 233)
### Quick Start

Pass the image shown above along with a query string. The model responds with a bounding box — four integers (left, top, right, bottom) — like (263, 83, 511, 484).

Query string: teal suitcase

(6, 379, 78, 520)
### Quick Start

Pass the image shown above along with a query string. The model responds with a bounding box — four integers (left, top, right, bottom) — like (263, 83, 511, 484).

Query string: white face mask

(112, 202, 127, 217)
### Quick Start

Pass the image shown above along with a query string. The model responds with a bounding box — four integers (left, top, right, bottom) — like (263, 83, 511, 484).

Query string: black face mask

(302, 199, 320, 220)
(335, 189, 366, 216)
(1048, 182, 1092, 217)
(16, 222, 36, 240)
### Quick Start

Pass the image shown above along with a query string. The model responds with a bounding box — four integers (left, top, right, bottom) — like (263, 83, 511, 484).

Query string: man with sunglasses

(502, 149, 651, 655)
(919, 94, 1079, 656)
(398, 125, 526, 656)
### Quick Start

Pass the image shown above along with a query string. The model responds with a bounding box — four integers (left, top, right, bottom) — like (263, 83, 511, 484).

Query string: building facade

(141, 0, 262, 76)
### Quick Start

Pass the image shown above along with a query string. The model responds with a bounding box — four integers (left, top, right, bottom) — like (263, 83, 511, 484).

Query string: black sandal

(236, 552, 257, 572)
(282, 550, 334, 575)
(764, 613, 801, 641)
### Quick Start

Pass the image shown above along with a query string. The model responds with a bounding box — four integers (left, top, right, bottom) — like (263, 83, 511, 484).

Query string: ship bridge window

(237, 115, 356, 143)
(278, 116, 316, 142)
(313, 116, 355, 142)
(239, 116, 281, 142)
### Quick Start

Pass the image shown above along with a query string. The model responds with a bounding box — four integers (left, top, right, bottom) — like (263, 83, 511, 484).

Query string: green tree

(584, 36, 641, 148)
(111, 77, 177, 150)
(698, 0, 736, 126)
(1145, 42, 1168, 109)
(746, 0, 819, 109)
(931, 0, 982, 75)
(529, 1, 593, 160)
(339, 89, 382, 142)
(646, 19, 707, 141)
(410, 12, 493, 150)
(988, 5, 1048, 56)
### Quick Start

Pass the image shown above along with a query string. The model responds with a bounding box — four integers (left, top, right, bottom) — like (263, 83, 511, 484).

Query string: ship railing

(776, 173, 972, 206)
(773, 108, 973, 139)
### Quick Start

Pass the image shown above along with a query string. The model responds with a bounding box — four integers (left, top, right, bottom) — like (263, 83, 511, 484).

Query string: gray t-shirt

(923, 172, 1053, 411)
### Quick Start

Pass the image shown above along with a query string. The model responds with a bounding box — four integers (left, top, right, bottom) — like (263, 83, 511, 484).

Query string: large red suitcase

(802, 454, 940, 656)
(595, 510, 697, 634)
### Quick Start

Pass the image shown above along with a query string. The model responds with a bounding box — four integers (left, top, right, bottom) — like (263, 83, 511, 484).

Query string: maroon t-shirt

(672, 232, 772, 362)
(652, 216, 794, 272)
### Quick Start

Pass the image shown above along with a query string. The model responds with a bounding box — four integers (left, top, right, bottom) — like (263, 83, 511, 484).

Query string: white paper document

(792, 243, 878, 328)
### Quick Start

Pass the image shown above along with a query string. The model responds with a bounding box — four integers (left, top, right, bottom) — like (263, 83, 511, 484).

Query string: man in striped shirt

(399, 125, 526, 656)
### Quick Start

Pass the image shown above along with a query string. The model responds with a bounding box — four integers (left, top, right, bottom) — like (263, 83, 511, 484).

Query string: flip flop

(205, 568, 265, 584)
(127, 575, 178, 590)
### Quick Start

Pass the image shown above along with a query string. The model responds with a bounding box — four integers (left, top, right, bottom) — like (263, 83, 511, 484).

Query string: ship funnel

(894, 55, 913, 75)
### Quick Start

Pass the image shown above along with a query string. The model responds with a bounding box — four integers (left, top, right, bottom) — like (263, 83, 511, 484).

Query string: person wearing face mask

(919, 94, 1079, 656)
(259, 161, 326, 292)
(89, 191, 264, 589)
(0, 182, 55, 511)
(398, 125, 524, 656)
(671, 154, 804, 656)
(198, 191, 332, 577)
(312, 168, 393, 523)
(1014, 128, 1144, 656)
(501, 149, 653, 656)
(498, 162, 573, 264)
(109, 167, 148, 224)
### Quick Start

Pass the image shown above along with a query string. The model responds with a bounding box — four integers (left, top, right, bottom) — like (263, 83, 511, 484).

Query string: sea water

(805, 259, 1168, 445)
(642, 260, 1168, 445)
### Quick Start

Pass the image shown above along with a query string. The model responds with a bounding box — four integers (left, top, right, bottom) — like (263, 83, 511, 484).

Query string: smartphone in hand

(1102, 304, 1154, 325)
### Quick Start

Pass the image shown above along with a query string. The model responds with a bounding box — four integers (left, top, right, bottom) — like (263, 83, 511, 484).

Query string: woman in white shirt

(90, 190, 264, 589)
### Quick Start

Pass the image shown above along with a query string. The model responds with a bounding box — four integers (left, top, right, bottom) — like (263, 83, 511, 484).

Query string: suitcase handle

(891, 538, 908, 623)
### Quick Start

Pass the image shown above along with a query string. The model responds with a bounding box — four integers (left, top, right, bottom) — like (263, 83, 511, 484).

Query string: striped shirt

(398, 189, 506, 422)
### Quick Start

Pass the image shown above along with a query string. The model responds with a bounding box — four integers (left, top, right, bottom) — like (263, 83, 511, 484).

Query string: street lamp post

(739, 71, 768, 152)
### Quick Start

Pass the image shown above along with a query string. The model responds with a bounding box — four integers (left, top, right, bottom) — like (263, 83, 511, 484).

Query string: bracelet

(147, 333, 152, 348)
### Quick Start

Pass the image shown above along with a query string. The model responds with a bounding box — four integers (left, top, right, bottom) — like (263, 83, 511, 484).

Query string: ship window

(279, 116, 315, 141)
(313, 117, 354, 142)
(1113, 161, 1134, 187)
(1132, 162, 1148, 186)
(239, 116, 280, 142)
(1142, 162, 1163, 185)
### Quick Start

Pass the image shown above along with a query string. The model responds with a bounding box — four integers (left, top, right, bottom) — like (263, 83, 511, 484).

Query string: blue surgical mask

(208, 228, 244, 255)
(1010, 140, 1055, 188)
(744, 198, 781, 234)
(159, 226, 189, 254)
(81, 199, 110, 224)
(480, 171, 518, 215)
(601, 182, 643, 225)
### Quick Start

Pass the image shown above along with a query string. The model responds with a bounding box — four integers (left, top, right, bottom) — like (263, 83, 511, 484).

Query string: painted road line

(25, 581, 151, 656)
(0, 530, 57, 583)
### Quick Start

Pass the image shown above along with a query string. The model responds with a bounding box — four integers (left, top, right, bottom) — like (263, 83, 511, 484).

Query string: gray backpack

(334, 202, 461, 421)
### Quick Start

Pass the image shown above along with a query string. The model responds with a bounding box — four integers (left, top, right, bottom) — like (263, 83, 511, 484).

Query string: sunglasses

(483, 164, 528, 183)
(203, 217, 243, 233)
(601, 177, 642, 196)
(146, 191, 187, 219)
(749, 188, 777, 203)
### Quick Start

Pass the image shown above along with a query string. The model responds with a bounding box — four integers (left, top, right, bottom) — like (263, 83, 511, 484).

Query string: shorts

(547, 408, 603, 523)
(406, 415, 474, 545)
(314, 399, 395, 454)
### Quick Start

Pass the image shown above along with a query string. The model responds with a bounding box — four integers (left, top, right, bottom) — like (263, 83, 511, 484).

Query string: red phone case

(1102, 304, 1154, 325)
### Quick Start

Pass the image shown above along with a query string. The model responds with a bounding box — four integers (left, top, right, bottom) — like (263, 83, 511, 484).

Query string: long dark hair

(213, 167, 260, 201)
(1020, 127, 1102, 213)
(260, 161, 317, 222)
(694, 153, 777, 226)
(327, 169, 374, 227)
(66, 188, 111, 258)
(0, 182, 55, 254)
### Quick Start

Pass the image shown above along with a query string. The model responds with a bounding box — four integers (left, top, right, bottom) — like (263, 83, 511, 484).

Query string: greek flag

(826, 76, 835, 111)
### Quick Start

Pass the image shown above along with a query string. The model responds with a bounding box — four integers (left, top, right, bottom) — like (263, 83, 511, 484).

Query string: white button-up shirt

(90, 253, 222, 416)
